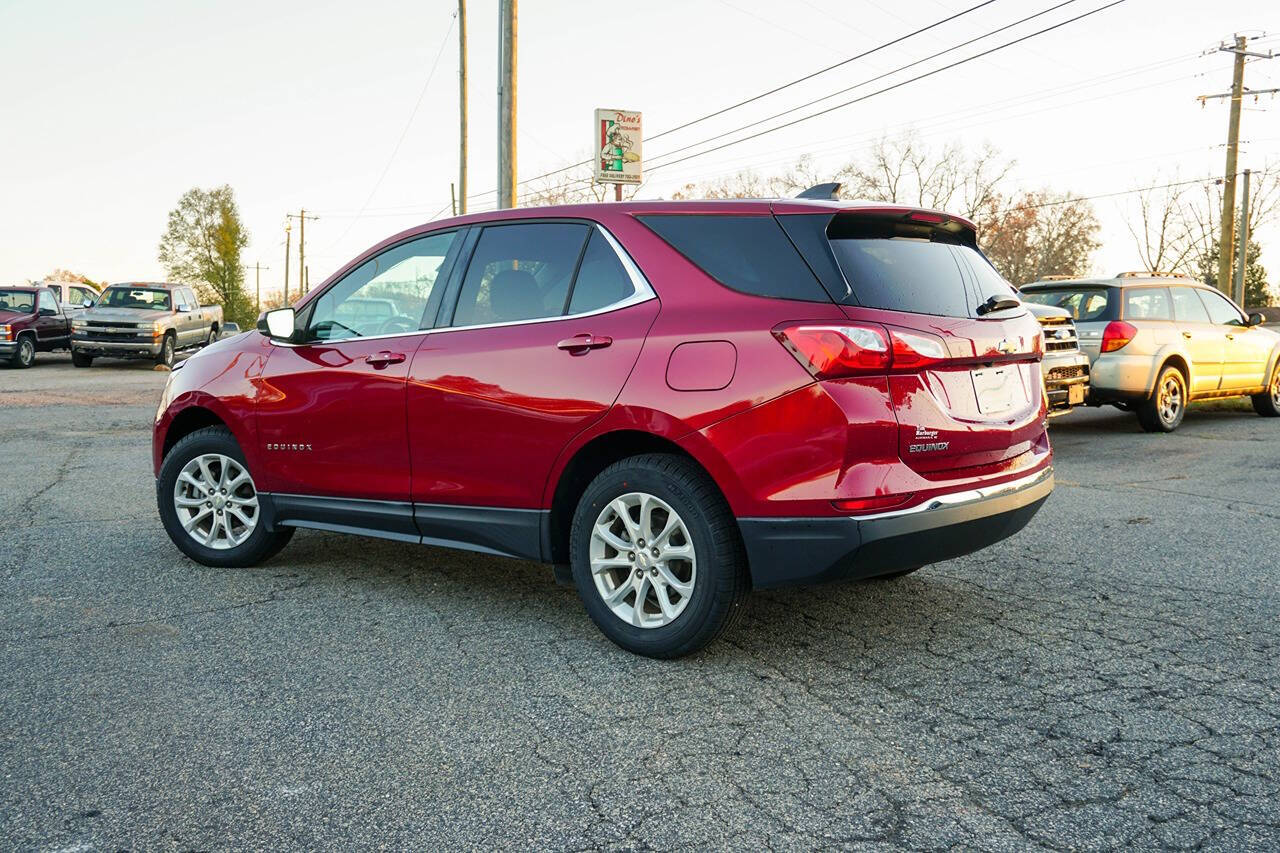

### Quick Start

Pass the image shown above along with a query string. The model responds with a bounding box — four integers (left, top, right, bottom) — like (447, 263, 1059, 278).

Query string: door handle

(1182, 331, 1193, 339)
(1225, 333, 1235, 341)
(556, 334, 612, 352)
(365, 351, 406, 367)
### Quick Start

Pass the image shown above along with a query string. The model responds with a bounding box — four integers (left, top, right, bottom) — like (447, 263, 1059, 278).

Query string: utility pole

(1199, 35, 1276, 291)
(283, 222, 292, 304)
(458, 0, 468, 214)
(1236, 168, 1251, 306)
(286, 210, 320, 296)
(497, 0, 517, 209)
(242, 262, 269, 314)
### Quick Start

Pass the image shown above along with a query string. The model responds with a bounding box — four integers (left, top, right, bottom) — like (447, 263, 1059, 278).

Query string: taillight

(889, 328, 947, 369)
(1101, 321, 1137, 353)
(775, 324, 949, 378)
(775, 324, 890, 379)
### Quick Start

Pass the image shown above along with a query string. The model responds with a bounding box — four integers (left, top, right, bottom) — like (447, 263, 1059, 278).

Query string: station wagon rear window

(1022, 287, 1112, 322)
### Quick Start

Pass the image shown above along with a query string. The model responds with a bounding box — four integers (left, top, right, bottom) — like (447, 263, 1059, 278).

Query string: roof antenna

(796, 182, 842, 200)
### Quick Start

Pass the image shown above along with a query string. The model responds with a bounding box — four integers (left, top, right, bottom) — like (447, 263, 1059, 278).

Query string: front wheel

(155, 333, 175, 367)
(9, 336, 35, 368)
(569, 453, 749, 659)
(1251, 363, 1280, 417)
(157, 425, 293, 567)
(1137, 365, 1187, 432)
(71, 351, 93, 368)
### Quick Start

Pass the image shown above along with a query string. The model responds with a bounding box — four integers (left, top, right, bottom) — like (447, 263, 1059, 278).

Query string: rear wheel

(71, 351, 93, 368)
(1251, 363, 1280, 417)
(157, 425, 294, 567)
(1137, 365, 1186, 432)
(569, 453, 749, 659)
(9, 335, 35, 368)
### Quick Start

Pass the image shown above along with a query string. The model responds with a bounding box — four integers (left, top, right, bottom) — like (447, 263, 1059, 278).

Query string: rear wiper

(976, 295, 1021, 315)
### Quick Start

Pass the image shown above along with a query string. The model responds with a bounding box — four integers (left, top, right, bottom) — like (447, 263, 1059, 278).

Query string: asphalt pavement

(2, 352, 1278, 850)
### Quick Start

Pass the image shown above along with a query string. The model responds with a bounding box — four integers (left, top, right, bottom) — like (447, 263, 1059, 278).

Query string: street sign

(594, 108, 642, 185)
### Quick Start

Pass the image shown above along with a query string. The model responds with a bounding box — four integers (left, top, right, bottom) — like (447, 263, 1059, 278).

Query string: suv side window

(1123, 287, 1172, 320)
(567, 230, 635, 315)
(451, 223, 591, 326)
(1171, 287, 1211, 323)
(1196, 288, 1244, 326)
(308, 231, 457, 341)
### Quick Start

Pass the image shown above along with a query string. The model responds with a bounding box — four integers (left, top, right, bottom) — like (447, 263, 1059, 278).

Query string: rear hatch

(776, 208, 1045, 477)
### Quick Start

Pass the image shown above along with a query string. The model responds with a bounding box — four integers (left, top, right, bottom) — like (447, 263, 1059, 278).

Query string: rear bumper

(738, 466, 1053, 588)
(1087, 353, 1158, 400)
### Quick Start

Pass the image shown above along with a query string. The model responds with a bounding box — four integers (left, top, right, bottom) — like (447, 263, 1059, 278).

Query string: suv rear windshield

(1022, 287, 1113, 322)
(825, 218, 1018, 318)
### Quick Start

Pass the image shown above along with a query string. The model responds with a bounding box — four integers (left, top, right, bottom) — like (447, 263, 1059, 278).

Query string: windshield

(0, 289, 37, 313)
(98, 287, 172, 310)
(1022, 287, 1112, 321)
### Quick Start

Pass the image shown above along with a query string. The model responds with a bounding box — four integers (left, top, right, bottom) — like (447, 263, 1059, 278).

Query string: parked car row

(1022, 272, 1280, 430)
(1, 281, 226, 368)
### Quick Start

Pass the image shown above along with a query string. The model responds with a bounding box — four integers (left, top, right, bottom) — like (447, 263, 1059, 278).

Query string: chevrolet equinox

(153, 195, 1054, 658)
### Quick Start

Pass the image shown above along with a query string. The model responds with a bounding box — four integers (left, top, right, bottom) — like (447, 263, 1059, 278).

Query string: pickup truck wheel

(155, 333, 175, 367)
(1251, 363, 1280, 417)
(569, 453, 749, 659)
(71, 352, 93, 368)
(203, 327, 216, 347)
(1137, 365, 1186, 432)
(9, 335, 35, 368)
(157, 426, 293, 568)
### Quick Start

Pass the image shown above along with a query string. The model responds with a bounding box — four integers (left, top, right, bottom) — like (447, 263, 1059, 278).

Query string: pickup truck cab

(0, 286, 72, 368)
(71, 282, 223, 368)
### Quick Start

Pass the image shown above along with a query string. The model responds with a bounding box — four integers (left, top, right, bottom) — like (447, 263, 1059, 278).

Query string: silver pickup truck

(70, 282, 223, 368)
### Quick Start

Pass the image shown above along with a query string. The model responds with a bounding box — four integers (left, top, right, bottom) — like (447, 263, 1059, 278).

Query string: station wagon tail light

(1101, 320, 1137, 353)
(775, 323, 891, 378)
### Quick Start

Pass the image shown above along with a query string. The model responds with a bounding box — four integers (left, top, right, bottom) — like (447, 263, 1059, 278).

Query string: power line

(993, 171, 1272, 215)
(460, 0, 1004, 201)
(643, 0, 1130, 177)
(644, 0, 1084, 170)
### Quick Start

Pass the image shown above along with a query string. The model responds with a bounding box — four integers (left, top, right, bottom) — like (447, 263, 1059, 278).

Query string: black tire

(157, 425, 293, 568)
(569, 453, 749, 659)
(1137, 364, 1187, 432)
(1251, 362, 1280, 417)
(203, 326, 216, 347)
(155, 333, 175, 367)
(9, 335, 35, 368)
(71, 351, 93, 368)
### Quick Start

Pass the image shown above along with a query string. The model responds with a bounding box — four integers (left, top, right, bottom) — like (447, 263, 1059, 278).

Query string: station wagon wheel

(1252, 362, 1280, 417)
(173, 453, 259, 550)
(1137, 364, 1187, 432)
(589, 492, 697, 629)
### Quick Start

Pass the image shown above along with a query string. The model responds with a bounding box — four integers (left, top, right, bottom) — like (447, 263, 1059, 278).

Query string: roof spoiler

(795, 182, 842, 200)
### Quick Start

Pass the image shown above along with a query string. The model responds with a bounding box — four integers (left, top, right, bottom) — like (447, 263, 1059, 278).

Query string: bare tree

(842, 132, 1014, 220)
(1126, 178, 1195, 274)
(1181, 165, 1280, 290)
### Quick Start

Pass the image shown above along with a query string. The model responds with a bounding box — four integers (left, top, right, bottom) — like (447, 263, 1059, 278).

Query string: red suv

(153, 197, 1053, 657)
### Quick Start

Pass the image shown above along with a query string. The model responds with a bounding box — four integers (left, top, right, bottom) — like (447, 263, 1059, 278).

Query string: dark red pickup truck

(0, 286, 72, 368)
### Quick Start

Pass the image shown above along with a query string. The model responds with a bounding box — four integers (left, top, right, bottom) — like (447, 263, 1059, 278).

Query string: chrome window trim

(266, 221, 655, 348)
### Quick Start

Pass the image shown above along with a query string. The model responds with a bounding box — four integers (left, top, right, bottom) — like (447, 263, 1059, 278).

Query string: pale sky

(2, 0, 1277, 297)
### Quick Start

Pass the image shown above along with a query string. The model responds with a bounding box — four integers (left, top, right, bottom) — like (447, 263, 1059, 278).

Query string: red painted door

(256, 337, 418, 500)
(407, 300, 658, 508)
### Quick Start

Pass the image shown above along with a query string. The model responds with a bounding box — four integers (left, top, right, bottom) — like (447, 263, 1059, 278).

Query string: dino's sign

(594, 109, 642, 185)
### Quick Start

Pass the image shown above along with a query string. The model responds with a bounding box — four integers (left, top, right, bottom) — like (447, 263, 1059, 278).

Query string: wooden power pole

(458, 0, 468, 215)
(242, 262, 269, 314)
(497, 0, 517, 209)
(287, 210, 320, 296)
(1199, 35, 1276, 292)
(283, 222, 292, 304)
(1235, 168, 1251, 306)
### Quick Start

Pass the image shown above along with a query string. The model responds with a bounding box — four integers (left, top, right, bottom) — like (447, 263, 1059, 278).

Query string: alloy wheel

(1158, 374, 1183, 425)
(589, 492, 697, 629)
(173, 453, 259, 550)
(1272, 368, 1280, 408)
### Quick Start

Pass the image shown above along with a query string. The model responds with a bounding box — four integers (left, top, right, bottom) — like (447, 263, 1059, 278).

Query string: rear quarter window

(637, 214, 830, 303)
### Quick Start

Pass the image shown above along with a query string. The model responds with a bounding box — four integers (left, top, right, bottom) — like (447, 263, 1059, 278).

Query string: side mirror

(39, 307, 56, 316)
(259, 307, 296, 340)
(1246, 311, 1266, 327)
(81, 299, 93, 308)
